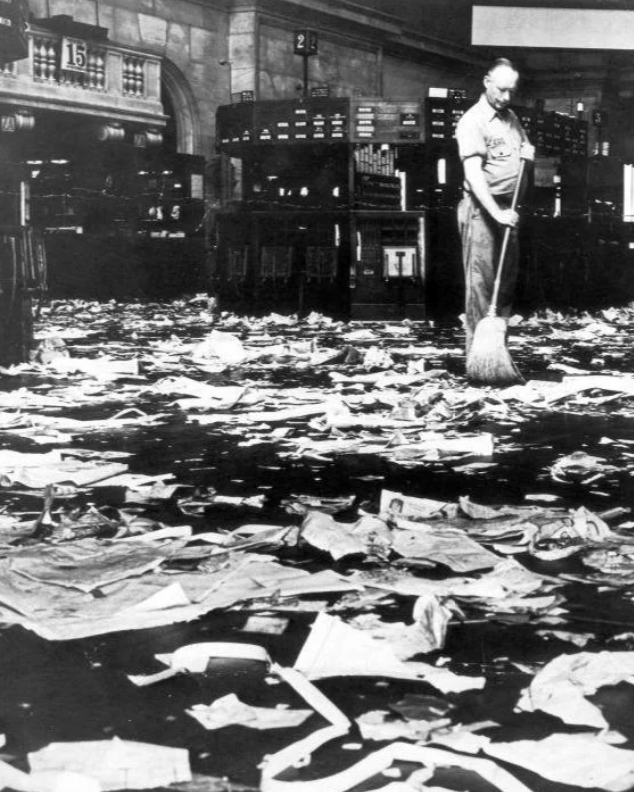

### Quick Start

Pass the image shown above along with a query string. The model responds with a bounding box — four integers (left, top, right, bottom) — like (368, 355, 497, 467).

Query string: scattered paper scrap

(188, 694, 312, 730)
(28, 737, 191, 790)
(129, 642, 271, 687)
(481, 732, 634, 790)
(294, 613, 484, 694)
(517, 651, 634, 729)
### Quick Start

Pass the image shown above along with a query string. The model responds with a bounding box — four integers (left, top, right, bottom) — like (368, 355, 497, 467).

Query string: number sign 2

(61, 37, 88, 72)
(293, 29, 318, 56)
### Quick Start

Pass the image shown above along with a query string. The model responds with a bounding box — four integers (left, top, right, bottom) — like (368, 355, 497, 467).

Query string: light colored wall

(228, 10, 257, 94)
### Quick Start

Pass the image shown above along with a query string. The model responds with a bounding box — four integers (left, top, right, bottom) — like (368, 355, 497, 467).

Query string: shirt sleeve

(455, 112, 486, 161)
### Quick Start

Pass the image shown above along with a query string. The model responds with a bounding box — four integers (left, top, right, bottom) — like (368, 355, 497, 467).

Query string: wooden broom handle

(489, 157, 527, 315)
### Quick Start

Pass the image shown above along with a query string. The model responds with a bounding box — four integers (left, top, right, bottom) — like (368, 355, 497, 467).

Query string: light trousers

(457, 193, 519, 354)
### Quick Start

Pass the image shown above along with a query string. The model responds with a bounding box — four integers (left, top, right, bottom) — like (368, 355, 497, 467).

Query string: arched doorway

(160, 59, 202, 156)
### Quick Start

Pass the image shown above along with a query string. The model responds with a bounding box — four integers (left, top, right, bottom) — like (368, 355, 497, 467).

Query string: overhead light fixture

(97, 122, 125, 142)
(1, 109, 34, 133)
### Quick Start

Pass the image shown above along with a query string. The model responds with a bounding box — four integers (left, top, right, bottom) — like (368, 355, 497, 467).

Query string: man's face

(484, 66, 519, 113)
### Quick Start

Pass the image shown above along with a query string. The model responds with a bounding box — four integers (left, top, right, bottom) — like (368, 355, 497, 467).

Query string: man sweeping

(455, 58, 535, 381)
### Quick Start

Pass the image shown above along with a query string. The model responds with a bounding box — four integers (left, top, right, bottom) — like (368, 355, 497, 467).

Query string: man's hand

(520, 142, 536, 161)
(494, 208, 519, 227)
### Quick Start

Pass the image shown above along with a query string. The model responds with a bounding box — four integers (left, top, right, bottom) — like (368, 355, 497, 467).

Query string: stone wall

(27, 0, 231, 158)
(257, 22, 380, 99)
(382, 57, 482, 102)
(23, 0, 500, 160)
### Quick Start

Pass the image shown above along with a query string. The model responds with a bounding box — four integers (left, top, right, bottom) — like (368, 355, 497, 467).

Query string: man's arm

(463, 155, 519, 228)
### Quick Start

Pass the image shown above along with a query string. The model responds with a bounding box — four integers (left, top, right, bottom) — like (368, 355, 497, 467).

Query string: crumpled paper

(187, 693, 312, 730)
(517, 650, 634, 729)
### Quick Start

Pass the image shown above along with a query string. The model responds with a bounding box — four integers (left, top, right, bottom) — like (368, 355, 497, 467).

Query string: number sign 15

(61, 37, 88, 72)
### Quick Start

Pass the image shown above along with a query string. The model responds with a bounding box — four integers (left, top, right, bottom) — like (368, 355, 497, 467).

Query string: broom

(466, 158, 526, 386)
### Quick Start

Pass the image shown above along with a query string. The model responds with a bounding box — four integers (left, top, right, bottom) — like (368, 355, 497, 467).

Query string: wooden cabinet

(214, 98, 427, 319)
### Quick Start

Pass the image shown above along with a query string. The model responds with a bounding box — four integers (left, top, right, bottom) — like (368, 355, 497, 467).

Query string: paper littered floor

(1, 299, 634, 790)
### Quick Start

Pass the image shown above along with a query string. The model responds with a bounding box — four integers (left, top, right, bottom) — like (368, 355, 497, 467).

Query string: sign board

(351, 99, 423, 143)
(1, 115, 15, 133)
(293, 29, 318, 56)
(400, 112, 420, 127)
(533, 156, 559, 189)
(61, 37, 88, 72)
(473, 6, 634, 49)
(383, 247, 417, 279)
(190, 174, 204, 200)
(217, 98, 427, 147)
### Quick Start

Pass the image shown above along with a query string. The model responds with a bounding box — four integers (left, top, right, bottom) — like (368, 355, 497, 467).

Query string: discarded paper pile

(3, 297, 634, 790)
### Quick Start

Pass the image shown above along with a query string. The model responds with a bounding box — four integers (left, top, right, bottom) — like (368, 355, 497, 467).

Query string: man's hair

(487, 57, 518, 76)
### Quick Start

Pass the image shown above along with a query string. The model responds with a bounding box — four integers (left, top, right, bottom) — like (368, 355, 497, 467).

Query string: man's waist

(462, 190, 514, 205)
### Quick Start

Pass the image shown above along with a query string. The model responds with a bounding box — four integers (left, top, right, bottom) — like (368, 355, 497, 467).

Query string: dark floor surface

(2, 300, 634, 791)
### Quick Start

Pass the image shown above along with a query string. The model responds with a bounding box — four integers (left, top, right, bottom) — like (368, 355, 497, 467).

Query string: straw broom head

(466, 315, 523, 385)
